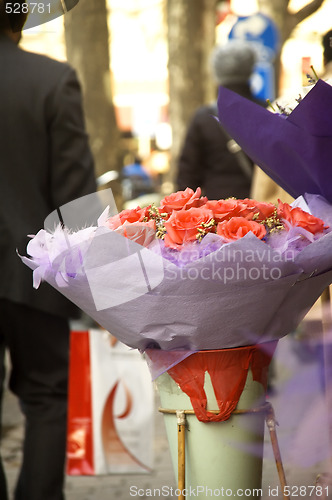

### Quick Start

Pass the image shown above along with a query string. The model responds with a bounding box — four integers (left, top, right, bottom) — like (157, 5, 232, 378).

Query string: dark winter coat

(177, 83, 259, 200)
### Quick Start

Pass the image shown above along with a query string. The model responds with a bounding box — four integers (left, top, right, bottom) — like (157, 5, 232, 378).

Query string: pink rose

(205, 199, 253, 222)
(240, 198, 276, 222)
(105, 206, 149, 230)
(277, 200, 328, 234)
(217, 217, 266, 242)
(116, 220, 156, 247)
(159, 187, 207, 215)
(164, 207, 214, 249)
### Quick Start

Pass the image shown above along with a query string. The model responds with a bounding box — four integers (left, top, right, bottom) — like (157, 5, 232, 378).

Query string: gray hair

(211, 40, 257, 86)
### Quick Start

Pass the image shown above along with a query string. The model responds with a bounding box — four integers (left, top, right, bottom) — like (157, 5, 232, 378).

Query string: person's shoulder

(19, 47, 72, 78)
(195, 103, 218, 116)
(191, 103, 219, 126)
(0, 36, 72, 84)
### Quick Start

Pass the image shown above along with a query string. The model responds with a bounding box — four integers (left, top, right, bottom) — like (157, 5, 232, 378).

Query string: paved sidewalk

(2, 332, 332, 499)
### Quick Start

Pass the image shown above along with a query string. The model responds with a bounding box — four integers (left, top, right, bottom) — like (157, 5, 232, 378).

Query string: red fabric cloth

(166, 342, 277, 422)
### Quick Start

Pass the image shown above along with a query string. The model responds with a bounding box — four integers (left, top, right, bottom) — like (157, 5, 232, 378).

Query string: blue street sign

(229, 12, 280, 100)
(229, 12, 280, 61)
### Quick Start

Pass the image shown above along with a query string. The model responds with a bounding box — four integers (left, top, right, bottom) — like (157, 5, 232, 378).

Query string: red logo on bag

(67, 427, 87, 459)
(102, 380, 151, 470)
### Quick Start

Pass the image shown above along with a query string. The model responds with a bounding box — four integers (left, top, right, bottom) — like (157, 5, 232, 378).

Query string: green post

(156, 369, 266, 499)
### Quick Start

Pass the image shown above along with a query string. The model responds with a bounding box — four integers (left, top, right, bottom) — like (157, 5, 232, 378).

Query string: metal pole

(314, 288, 332, 499)
(265, 404, 290, 500)
(321, 288, 332, 458)
(321, 287, 332, 474)
(176, 410, 186, 500)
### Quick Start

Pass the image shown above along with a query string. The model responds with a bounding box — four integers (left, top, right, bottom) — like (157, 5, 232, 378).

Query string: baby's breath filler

(262, 209, 284, 235)
(196, 218, 216, 241)
(148, 204, 167, 240)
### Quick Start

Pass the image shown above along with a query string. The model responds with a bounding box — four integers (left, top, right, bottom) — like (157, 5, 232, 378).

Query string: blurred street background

(3, 1, 332, 498)
(18, 0, 332, 212)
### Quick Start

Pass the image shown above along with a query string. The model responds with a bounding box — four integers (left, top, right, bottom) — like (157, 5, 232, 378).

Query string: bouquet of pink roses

(22, 187, 332, 358)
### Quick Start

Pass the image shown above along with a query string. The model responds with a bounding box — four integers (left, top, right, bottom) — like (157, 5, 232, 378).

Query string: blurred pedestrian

(121, 155, 154, 201)
(0, 3, 96, 499)
(177, 40, 261, 200)
(322, 28, 332, 79)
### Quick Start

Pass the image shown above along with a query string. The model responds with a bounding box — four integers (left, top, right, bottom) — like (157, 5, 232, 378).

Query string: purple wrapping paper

(217, 79, 332, 202)
(22, 196, 332, 352)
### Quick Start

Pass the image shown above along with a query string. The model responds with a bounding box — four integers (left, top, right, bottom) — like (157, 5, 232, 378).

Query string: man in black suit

(0, 3, 97, 499)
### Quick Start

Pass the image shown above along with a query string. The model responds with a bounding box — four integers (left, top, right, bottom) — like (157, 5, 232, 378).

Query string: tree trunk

(258, 0, 325, 42)
(167, 0, 218, 187)
(64, 0, 122, 205)
(258, 0, 326, 94)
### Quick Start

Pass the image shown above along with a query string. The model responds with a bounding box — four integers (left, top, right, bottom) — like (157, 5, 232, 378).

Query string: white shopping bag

(66, 329, 154, 475)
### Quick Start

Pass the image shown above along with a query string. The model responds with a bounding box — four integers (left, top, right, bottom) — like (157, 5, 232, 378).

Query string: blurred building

(20, 0, 332, 177)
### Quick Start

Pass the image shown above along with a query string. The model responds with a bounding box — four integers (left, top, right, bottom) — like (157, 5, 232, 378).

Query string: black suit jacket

(0, 34, 97, 317)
